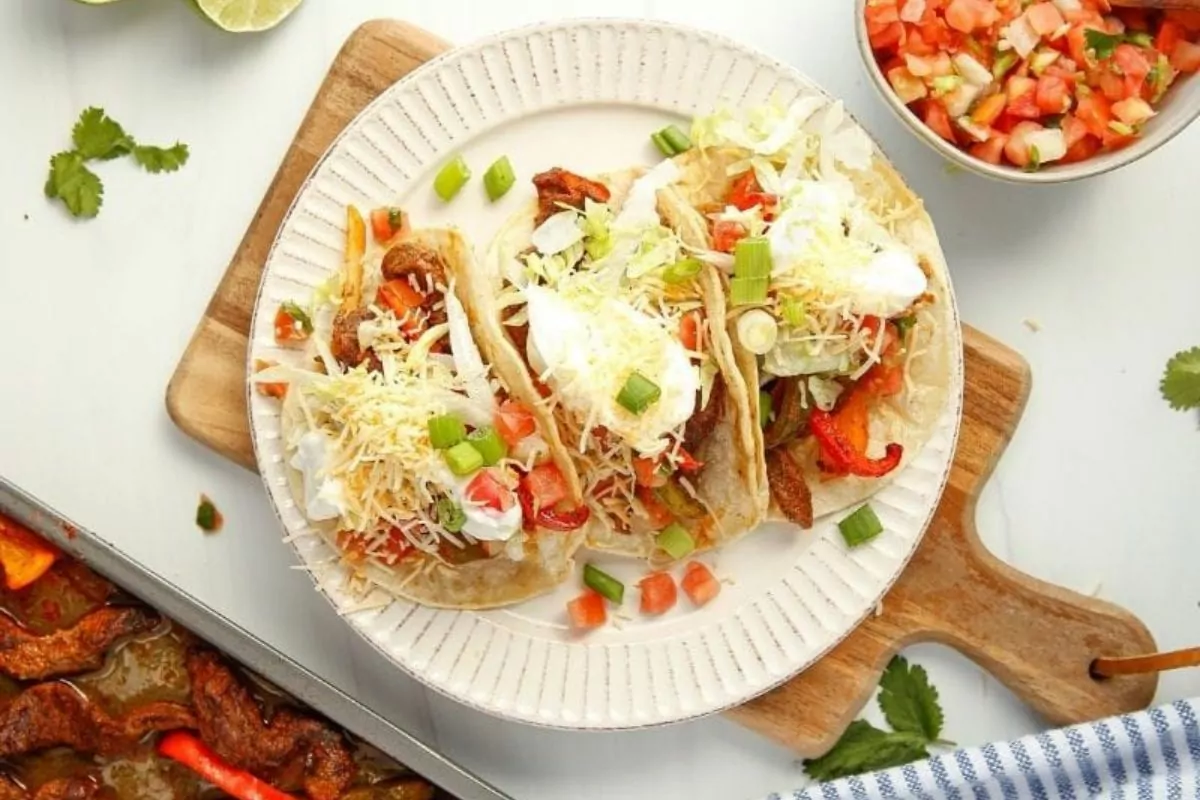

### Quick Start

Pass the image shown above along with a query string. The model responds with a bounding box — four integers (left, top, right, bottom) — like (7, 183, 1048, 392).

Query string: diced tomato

(1004, 121, 1045, 168)
(568, 591, 607, 630)
(1036, 75, 1072, 114)
(1061, 114, 1089, 148)
(871, 21, 907, 53)
(495, 399, 538, 447)
(375, 280, 426, 337)
(1157, 21, 1186, 57)
(888, 66, 930, 104)
(923, 100, 956, 143)
(863, 362, 905, 397)
(1113, 43, 1151, 97)
(711, 220, 747, 254)
(1006, 76, 1041, 119)
(369, 207, 409, 245)
(273, 305, 308, 345)
(970, 93, 1008, 126)
(727, 171, 778, 217)
(860, 315, 899, 355)
(903, 29, 937, 57)
(867, 2, 906, 52)
(681, 562, 721, 607)
(674, 447, 705, 474)
(520, 463, 569, 510)
(635, 486, 675, 529)
(1026, 3, 1065, 37)
(865, 0, 901, 32)
(634, 457, 668, 489)
(380, 528, 415, 566)
(253, 359, 287, 399)
(968, 134, 1009, 164)
(1096, 68, 1128, 102)
(1061, 133, 1101, 163)
(680, 311, 703, 353)
(1101, 125, 1136, 150)
(1076, 93, 1113, 138)
(337, 531, 369, 563)
(944, 0, 998, 33)
(465, 470, 514, 513)
(1172, 40, 1200, 73)
(639, 572, 678, 616)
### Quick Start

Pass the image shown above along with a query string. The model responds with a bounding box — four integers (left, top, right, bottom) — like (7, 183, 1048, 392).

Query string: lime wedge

(192, 0, 303, 32)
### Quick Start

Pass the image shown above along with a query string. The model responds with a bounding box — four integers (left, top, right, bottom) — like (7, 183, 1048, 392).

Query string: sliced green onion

(838, 504, 884, 548)
(583, 564, 625, 604)
(1024, 145, 1042, 173)
(444, 441, 483, 476)
(651, 131, 673, 157)
(467, 425, 508, 466)
(781, 299, 806, 327)
(656, 523, 696, 560)
(758, 390, 773, 429)
(733, 237, 773, 279)
(483, 156, 515, 201)
(894, 315, 916, 340)
(436, 497, 466, 533)
(660, 125, 692, 154)
(662, 257, 703, 285)
(617, 371, 661, 415)
(434, 155, 471, 202)
(992, 51, 1018, 81)
(196, 495, 222, 533)
(428, 414, 466, 450)
(736, 308, 778, 355)
(729, 276, 769, 307)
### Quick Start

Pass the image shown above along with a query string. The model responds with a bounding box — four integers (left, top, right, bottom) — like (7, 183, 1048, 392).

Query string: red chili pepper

(158, 731, 295, 800)
(809, 408, 903, 478)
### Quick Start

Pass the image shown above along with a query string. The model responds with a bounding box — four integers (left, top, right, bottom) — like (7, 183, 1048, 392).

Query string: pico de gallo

(865, 0, 1200, 169)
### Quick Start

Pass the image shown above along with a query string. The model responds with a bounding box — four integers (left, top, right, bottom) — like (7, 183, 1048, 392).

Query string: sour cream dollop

(524, 284, 697, 454)
(290, 431, 346, 522)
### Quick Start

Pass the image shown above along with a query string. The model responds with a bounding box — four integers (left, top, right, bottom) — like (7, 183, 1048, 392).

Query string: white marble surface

(1, 1, 1199, 798)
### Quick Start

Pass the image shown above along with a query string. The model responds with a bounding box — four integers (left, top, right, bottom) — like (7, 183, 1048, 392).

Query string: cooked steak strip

(531, 168, 611, 226)
(684, 375, 726, 452)
(187, 649, 356, 800)
(766, 449, 814, 529)
(0, 606, 158, 681)
(0, 682, 195, 758)
(0, 776, 101, 800)
(330, 308, 382, 371)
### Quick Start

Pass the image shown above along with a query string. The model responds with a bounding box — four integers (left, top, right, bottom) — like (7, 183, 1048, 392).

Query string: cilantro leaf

(803, 721, 930, 782)
(44, 151, 103, 219)
(72, 107, 134, 161)
(878, 656, 944, 741)
(132, 143, 190, 174)
(1161, 347, 1200, 411)
(1085, 28, 1122, 60)
(281, 301, 314, 334)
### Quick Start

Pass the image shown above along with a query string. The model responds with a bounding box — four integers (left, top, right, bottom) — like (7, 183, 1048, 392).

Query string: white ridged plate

(247, 19, 965, 729)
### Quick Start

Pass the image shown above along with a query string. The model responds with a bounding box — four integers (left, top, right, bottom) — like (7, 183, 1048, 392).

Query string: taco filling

(671, 97, 951, 528)
(256, 215, 590, 608)
(481, 162, 762, 561)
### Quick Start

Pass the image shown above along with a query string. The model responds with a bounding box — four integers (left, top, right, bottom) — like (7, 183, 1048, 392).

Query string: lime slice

(192, 0, 303, 32)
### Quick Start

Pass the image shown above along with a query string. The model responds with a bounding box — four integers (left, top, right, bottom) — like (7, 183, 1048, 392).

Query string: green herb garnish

(46, 107, 189, 219)
(281, 301, 314, 334)
(803, 656, 951, 782)
(1161, 346, 1200, 411)
(196, 495, 223, 533)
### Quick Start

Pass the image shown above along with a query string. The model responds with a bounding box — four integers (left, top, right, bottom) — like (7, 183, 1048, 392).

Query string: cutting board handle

(727, 333, 1157, 756)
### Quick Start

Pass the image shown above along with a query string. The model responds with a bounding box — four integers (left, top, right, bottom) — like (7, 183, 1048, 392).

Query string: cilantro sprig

(803, 656, 952, 783)
(1085, 28, 1152, 61)
(1161, 347, 1200, 412)
(45, 107, 189, 219)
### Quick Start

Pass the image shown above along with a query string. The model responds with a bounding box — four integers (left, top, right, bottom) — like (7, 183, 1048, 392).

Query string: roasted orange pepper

(0, 515, 59, 591)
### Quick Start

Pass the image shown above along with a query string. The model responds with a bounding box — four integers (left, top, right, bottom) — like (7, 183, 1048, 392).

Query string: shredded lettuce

(807, 375, 844, 411)
(581, 198, 614, 260)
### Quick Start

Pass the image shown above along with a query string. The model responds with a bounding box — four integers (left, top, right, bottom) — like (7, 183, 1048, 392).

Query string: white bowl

(854, 0, 1200, 183)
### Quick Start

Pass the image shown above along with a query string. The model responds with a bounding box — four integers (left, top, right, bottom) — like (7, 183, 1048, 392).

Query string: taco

(659, 96, 955, 528)
(459, 164, 766, 562)
(254, 211, 592, 609)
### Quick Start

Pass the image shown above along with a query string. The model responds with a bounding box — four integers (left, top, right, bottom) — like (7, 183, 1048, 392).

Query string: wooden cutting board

(166, 19, 1159, 757)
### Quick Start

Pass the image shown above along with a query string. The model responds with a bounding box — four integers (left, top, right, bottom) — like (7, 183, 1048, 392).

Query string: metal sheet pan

(0, 477, 512, 800)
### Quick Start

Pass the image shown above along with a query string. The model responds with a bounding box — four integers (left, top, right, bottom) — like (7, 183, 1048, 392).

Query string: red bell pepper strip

(810, 408, 903, 478)
(158, 731, 296, 800)
(517, 483, 591, 532)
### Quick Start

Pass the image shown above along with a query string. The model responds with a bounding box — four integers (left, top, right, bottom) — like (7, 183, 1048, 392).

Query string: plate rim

(245, 16, 966, 730)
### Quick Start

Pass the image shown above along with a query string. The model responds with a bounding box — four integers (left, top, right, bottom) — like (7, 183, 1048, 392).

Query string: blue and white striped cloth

(769, 699, 1200, 799)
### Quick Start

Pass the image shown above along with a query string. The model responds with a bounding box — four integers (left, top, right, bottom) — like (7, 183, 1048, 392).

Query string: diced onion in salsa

(865, 0, 1200, 170)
